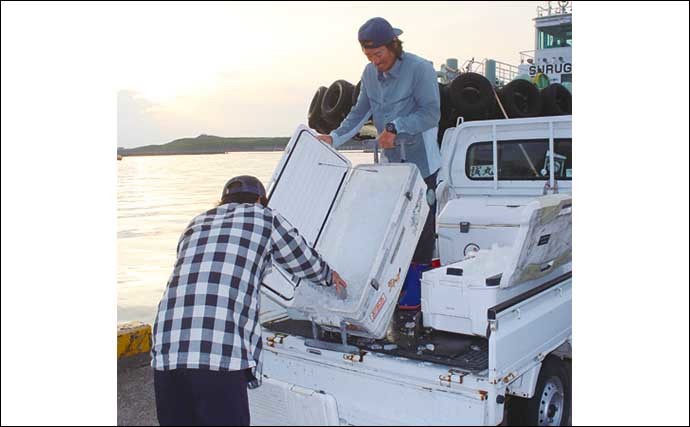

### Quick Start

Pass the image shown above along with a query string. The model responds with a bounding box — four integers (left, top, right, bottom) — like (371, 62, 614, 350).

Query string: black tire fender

(439, 83, 459, 124)
(448, 72, 496, 120)
(308, 86, 328, 120)
(352, 80, 361, 106)
(540, 83, 572, 116)
(498, 79, 542, 118)
(307, 86, 335, 134)
(321, 79, 355, 126)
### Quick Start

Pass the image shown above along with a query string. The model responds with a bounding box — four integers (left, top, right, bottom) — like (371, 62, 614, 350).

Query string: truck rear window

(466, 139, 572, 181)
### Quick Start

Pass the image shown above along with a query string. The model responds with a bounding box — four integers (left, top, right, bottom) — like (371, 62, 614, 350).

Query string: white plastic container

(261, 125, 430, 339)
(437, 198, 526, 265)
(422, 194, 572, 336)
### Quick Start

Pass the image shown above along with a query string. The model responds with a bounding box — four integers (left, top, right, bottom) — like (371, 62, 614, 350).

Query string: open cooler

(437, 198, 530, 266)
(422, 194, 572, 336)
(261, 125, 430, 339)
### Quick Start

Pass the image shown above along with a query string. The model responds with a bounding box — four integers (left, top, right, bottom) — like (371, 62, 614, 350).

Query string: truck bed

(262, 317, 489, 373)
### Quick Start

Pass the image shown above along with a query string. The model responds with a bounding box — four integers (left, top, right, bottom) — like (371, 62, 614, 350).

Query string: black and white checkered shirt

(151, 202, 333, 371)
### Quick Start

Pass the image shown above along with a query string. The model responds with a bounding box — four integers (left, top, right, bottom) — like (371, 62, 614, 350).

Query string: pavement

(117, 353, 158, 426)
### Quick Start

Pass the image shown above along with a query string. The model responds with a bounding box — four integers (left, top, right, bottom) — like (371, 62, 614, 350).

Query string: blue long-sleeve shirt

(329, 51, 441, 178)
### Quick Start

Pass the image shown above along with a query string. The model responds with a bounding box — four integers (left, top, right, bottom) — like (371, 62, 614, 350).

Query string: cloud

(116, 2, 543, 147)
(117, 90, 212, 148)
(118, 69, 318, 148)
(117, 90, 167, 148)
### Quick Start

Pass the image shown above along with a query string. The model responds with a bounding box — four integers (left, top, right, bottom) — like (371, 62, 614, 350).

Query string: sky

(116, 1, 543, 148)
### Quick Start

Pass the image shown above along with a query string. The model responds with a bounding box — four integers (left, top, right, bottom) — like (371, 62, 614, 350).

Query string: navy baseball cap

(358, 17, 403, 48)
(222, 175, 266, 200)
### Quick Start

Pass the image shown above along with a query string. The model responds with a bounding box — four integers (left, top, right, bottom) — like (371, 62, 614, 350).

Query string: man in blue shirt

(317, 17, 441, 267)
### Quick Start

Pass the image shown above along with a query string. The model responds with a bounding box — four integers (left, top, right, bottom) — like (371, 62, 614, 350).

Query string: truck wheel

(507, 356, 571, 426)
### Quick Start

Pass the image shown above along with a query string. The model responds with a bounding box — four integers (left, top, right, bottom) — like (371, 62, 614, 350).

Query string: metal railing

(438, 58, 519, 87)
(437, 63, 461, 85)
(494, 61, 519, 86)
(519, 50, 536, 62)
(461, 57, 483, 74)
(537, 1, 572, 17)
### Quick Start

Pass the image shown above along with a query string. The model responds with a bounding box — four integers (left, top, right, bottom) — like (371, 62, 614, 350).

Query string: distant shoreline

(117, 134, 371, 157)
(119, 148, 366, 157)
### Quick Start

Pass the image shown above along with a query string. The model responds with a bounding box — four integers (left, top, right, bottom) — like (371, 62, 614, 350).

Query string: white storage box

(437, 198, 526, 266)
(261, 125, 429, 339)
(422, 194, 572, 336)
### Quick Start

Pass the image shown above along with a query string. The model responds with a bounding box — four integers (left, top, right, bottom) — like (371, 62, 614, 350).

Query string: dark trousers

(412, 170, 438, 264)
(154, 368, 250, 426)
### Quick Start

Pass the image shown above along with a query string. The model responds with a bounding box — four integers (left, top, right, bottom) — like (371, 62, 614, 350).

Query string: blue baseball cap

(222, 175, 266, 200)
(358, 17, 403, 48)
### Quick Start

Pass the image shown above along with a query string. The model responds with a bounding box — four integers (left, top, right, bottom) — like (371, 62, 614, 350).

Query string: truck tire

(321, 79, 354, 126)
(507, 356, 571, 426)
(448, 72, 495, 120)
(540, 83, 572, 116)
(498, 79, 542, 118)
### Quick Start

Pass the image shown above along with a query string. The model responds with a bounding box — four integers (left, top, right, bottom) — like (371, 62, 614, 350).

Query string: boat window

(466, 139, 572, 181)
(538, 24, 572, 49)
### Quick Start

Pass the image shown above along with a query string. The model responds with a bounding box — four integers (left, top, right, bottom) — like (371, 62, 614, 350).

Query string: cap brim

(393, 28, 403, 36)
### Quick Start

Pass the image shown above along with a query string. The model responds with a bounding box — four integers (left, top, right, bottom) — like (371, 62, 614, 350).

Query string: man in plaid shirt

(151, 175, 347, 426)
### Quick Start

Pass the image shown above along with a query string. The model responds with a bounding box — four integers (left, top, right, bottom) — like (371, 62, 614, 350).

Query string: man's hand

(379, 130, 396, 149)
(317, 135, 333, 145)
(332, 271, 348, 300)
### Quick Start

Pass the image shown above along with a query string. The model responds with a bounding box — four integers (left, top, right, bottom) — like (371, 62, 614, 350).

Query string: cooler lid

(437, 197, 525, 228)
(261, 125, 351, 306)
(501, 194, 572, 288)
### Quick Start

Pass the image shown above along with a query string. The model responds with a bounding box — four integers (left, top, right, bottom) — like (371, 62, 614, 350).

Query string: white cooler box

(422, 194, 572, 337)
(437, 197, 529, 266)
(261, 125, 429, 339)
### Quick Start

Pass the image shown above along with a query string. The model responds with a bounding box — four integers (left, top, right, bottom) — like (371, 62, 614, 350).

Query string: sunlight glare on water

(117, 151, 373, 324)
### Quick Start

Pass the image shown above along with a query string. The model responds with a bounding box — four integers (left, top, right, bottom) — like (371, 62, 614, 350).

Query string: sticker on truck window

(469, 164, 494, 178)
(370, 294, 387, 321)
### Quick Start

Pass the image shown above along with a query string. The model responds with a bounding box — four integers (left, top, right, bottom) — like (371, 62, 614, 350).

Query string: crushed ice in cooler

(455, 243, 514, 282)
(292, 166, 410, 315)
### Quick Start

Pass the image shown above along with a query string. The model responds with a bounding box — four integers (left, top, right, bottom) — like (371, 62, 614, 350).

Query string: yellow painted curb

(117, 321, 152, 359)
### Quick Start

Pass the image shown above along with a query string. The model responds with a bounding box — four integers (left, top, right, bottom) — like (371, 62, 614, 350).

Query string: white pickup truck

(250, 115, 572, 426)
